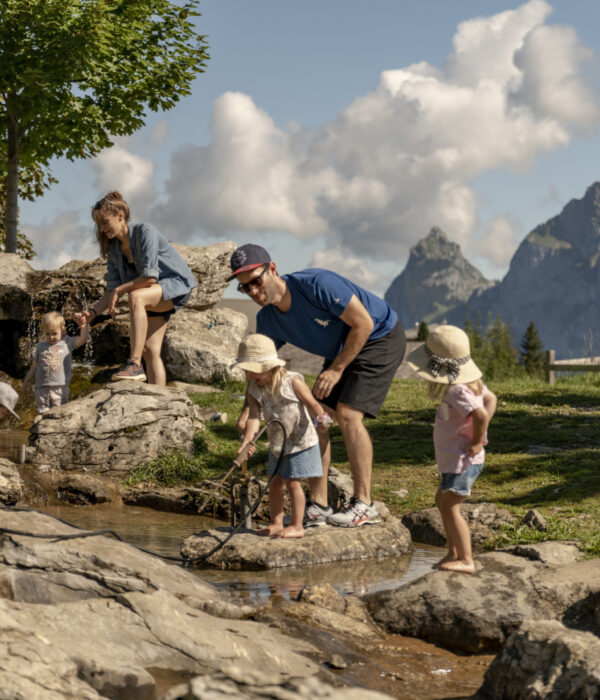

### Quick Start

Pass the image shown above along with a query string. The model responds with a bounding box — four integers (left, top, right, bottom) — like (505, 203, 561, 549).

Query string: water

(38, 502, 442, 601)
(0, 430, 28, 463)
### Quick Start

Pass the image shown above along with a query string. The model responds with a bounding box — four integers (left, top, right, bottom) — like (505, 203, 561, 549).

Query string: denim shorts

(440, 461, 484, 497)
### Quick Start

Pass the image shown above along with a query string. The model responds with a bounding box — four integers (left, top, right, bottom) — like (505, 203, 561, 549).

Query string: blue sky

(21, 0, 600, 296)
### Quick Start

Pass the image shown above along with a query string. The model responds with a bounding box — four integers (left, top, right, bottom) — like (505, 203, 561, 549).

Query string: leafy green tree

(416, 320, 430, 341)
(520, 320, 545, 376)
(485, 316, 521, 379)
(0, 163, 56, 259)
(0, 0, 209, 252)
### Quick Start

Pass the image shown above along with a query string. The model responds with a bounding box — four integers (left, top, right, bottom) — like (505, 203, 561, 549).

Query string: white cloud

(471, 216, 522, 269)
(146, 0, 599, 285)
(311, 247, 382, 293)
(22, 212, 98, 270)
(92, 145, 156, 220)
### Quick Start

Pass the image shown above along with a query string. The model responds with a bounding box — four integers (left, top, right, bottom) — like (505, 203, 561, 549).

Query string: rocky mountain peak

(385, 227, 494, 329)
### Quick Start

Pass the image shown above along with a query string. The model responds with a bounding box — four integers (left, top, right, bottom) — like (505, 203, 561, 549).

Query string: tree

(520, 320, 545, 376)
(0, 0, 209, 252)
(0, 163, 57, 259)
(416, 320, 429, 341)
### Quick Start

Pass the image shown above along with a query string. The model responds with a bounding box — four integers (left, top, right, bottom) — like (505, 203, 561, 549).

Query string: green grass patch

(126, 374, 600, 555)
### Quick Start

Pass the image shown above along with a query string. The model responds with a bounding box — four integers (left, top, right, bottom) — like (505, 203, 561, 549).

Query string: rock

(521, 508, 548, 531)
(56, 473, 114, 505)
(163, 671, 394, 699)
(401, 503, 515, 548)
(181, 518, 412, 569)
(365, 549, 600, 652)
(167, 380, 223, 394)
(123, 485, 199, 514)
(29, 382, 204, 477)
(384, 227, 495, 328)
(0, 459, 24, 505)
(172, 240, 236, 310)
(0, 509, 391, 700)
(163, 307, 247, 383)
(474, 619, 600, 699)
(298, 583, 370, 622)
(501, 541, 581, 566)
(327, 465, 355, 511)
(328, 655, 348, 670)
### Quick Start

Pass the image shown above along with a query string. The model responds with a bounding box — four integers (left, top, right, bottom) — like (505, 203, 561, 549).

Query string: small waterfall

(74, 283, 95, 370)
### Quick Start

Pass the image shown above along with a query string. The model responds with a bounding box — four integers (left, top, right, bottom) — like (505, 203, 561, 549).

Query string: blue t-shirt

(256, 269, 398, 360)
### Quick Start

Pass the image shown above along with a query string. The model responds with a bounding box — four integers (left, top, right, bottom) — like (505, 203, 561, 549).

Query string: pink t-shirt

(433, 384, 488, 474)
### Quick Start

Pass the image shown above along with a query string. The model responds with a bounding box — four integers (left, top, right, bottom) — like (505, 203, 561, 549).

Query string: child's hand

(237, 441, 256, 458)
(313, 413, 333, 432)
(74, 313, 87, 329)
(466, 442, 484, 457)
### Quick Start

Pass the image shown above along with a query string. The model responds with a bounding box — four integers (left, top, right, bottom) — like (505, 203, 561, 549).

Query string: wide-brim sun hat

(406, 325, 482, 384)
(232, 333, 286, 373)
(0, 382, 20, 419)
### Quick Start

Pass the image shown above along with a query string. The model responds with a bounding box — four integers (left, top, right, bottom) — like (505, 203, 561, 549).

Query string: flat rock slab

(181, 518, 412, 569)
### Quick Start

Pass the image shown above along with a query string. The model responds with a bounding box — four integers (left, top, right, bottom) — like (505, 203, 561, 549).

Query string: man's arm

(313, 294, 374, 399)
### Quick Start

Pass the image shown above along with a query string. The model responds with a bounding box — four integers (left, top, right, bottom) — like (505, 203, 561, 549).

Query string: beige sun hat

(233, 334, 286, 373)
(406, 325, 482, 384)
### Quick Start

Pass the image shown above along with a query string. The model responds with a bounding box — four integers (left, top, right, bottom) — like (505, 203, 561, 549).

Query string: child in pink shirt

(408, 325, 497, 574)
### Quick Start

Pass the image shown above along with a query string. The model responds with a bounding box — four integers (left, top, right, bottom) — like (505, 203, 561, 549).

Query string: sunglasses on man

(237, 264, 269, 294)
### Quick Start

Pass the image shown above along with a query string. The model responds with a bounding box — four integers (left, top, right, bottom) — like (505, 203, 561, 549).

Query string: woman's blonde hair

(92, 191, 130, 257)
(41, 311, 65, 333)
(428, 378, 484, 400)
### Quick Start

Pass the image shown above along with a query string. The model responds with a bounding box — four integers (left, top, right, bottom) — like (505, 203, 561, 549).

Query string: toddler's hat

(232, 334, 286, 373)
(407, 325, 482, 384)
(0, 382, 20, 419)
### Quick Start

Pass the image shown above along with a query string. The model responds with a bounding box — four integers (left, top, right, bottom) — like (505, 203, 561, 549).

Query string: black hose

(0, 419, 288, 566)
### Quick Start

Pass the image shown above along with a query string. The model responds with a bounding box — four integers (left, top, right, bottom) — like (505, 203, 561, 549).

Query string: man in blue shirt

(230, 244, 406, 527)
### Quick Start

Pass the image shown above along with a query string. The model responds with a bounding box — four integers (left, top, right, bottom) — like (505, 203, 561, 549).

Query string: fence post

(545, 349, 555, 385)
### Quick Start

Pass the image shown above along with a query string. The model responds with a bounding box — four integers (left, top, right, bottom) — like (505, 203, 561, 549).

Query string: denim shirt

(105, 222, 197, 300)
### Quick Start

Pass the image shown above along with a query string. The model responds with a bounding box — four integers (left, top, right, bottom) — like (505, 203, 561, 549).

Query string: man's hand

(313, 367, 343, 400)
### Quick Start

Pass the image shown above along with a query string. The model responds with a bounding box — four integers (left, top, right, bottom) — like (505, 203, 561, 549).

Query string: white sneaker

(303, 499, 333, 527)
(326, 497, 381, 527)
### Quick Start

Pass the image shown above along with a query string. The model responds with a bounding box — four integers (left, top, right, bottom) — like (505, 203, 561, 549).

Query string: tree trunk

(5, 114, 19, 254)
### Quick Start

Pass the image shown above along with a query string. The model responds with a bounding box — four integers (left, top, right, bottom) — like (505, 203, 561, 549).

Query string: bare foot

(440, 560, 475, 574)
(433, 554, 457, 570)
(271, 525, 305, 539)
(257, 524, 284, 537)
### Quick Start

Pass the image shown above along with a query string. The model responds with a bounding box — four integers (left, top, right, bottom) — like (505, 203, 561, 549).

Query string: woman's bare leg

(143, 315, 169, 385)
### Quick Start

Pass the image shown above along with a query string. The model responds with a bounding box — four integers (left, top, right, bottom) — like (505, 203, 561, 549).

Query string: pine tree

(520, 320, 545, 376)
(485, 316, 521, 379)
(416, 320, 430, 341)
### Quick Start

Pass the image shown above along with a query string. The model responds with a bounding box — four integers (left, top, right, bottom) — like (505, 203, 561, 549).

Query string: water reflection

(38, 503, 442, 601)
(0, 430, 28, 463)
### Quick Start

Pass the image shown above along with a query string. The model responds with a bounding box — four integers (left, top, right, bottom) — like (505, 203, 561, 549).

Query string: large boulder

(365, 543, 599, 653)
(164, 307, 247, 382)
(28, 381, 204, 477)
(475, 619, 600, 699)
(172, 240, 236, 310)
(401, 503, 516, 549)
(181, 518, 412, 569)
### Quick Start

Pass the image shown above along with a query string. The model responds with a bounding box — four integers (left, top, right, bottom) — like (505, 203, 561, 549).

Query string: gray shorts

(35, 385, 69, 414)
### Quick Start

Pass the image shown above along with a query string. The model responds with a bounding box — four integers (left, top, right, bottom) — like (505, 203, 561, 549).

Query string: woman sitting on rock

(77, 191, 197, 384)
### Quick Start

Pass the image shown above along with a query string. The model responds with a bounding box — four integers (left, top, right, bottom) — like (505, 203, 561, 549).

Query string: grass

(129, 374, 600, 556)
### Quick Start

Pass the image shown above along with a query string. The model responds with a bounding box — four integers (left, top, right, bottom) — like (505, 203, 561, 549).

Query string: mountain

(443, 181, 600, 358)
(385, 227, 495, 330)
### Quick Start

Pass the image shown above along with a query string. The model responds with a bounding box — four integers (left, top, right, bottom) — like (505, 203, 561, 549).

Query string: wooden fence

(544, 350, 600, 385)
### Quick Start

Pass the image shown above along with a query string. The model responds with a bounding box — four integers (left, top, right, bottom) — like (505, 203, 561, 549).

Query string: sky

(19, 0, 600, 297)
